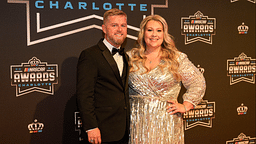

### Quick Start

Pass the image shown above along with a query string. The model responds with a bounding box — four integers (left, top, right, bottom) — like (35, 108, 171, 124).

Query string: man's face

(102, 15, 127, 48)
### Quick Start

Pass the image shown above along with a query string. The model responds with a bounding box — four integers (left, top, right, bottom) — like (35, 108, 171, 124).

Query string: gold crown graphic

(238, 52, 247, 60)
(238, 22, 249, 34)
(28, 57, 41, 66)
(237, 133, 246, 140)
(28, 119, 44, 132)
(194, 11, 204, 19)
(237, 103, 248, 115)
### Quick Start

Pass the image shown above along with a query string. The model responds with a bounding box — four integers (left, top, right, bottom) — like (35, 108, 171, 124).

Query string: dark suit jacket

(76, 39, 130, 142)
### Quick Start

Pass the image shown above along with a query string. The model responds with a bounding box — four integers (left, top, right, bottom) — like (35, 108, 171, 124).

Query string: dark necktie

(112, 48, 124, 55)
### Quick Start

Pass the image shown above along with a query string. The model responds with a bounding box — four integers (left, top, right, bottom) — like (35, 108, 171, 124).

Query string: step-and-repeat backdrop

(0, 0, 255, 143)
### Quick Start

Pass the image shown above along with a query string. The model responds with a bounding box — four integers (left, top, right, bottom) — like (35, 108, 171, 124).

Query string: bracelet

(183, 104, 187, 113)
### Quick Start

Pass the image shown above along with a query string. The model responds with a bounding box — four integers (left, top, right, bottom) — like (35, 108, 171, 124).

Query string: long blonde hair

(129, 15, 181, 81)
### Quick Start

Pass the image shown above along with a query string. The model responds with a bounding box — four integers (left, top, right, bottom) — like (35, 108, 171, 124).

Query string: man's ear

(102, 24, 106, 34)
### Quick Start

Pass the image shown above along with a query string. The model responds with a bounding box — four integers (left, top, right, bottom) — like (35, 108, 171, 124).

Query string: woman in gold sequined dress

(128, 15, 206, 144)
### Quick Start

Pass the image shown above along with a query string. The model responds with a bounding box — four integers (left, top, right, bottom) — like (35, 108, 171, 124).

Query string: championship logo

(181, 11, 216, 45)
(75, 112, 83, 141)
(183, 100, 215, 130)
(226, 133, 256, 144)
(238, 22, 249, 34)
(237, 103, 248, 115)
(28, 119, 44, 133)
(227, 53, 256, 85)
(10, 57, 58, 97)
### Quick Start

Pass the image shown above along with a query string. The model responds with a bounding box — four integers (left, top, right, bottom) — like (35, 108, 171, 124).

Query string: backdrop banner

(0, 0, 255, 143)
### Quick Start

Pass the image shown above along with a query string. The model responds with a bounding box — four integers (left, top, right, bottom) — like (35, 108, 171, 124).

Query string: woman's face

(144, 20, 164, 50)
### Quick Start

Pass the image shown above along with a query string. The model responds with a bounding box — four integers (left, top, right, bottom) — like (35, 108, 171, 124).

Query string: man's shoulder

(84, 45, 99, 52)
(80, 45, 100, 55)
(81, 39, 104, 53)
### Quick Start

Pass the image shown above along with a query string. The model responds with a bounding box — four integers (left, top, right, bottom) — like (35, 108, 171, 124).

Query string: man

(76, 8, 130, 144)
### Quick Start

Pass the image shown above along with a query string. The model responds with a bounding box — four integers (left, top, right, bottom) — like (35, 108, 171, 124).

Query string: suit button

(124, 107, 127, 110)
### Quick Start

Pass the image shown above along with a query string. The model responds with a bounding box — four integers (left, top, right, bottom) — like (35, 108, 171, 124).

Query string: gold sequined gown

(129, 53, 206, 144)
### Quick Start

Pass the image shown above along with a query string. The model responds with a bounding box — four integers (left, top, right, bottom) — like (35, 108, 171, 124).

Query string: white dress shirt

(103, 39, 124, 76)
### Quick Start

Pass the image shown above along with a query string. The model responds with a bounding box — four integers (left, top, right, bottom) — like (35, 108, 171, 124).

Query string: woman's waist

(129, 94, 176, 102)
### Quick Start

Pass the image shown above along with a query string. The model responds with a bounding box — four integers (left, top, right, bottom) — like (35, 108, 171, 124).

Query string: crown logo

(237, 103, 248, 115)
(238, 52, 247, 60)
(28, 119, 44, 133)
(194, 11, 204, 19)
(197, 65, 205, 74)
(237, 133, 247, 140)
(28, 57, 41, 66)
(238, 22, 249, 34)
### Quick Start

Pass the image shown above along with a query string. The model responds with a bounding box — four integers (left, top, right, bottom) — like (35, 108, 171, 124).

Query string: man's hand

(87, 128, 101, 144)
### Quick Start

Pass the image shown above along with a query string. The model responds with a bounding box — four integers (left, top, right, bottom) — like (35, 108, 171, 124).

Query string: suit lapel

(98, 40, 123, 87)
(123, 53, 129, 87)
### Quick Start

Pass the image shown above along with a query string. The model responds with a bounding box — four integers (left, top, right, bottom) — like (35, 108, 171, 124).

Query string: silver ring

(90, 139, 94, 142)
(175, 106, 177, 109)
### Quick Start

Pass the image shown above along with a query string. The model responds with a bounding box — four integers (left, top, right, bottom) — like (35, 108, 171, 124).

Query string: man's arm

(76, 50, 98, 132)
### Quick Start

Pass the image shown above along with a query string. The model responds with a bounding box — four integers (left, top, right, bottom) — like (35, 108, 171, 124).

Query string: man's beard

(108, 35, 126, 46)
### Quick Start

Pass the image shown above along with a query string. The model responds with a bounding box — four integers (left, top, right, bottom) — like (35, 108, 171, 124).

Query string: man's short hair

(103, 8, 127, 24)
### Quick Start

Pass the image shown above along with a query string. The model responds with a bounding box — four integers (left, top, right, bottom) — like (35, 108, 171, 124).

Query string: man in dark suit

(76, 8, 130, 144)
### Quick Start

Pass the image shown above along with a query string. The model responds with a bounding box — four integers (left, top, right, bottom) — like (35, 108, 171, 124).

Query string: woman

(128, 15, 206, 144)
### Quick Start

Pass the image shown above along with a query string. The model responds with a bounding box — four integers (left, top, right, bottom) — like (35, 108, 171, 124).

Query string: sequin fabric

(128, 52, 206, 144)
